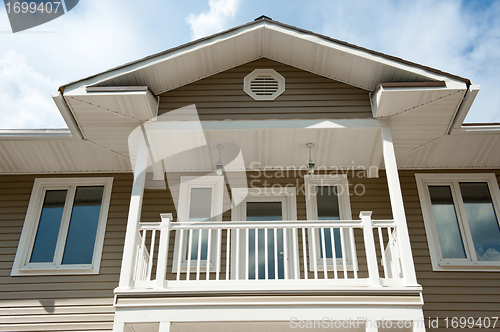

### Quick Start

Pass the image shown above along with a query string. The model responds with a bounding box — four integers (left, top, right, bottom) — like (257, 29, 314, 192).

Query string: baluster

(329, 227, 337, 279)
(196, 229, 202, 280)
(146, 229, 156, 281)
(138, 229, 147, 281)
(387, 226, 396, 278)
(245, 228, 249, 280)
(265, 227, 268, 280)
(216, 228, 221, 280)
(226, 228, 231, 280)
(255, 227, 259, 280)
(320, 227, 328, 279)
(283, 227, 288, 280)
(340, 227, 347, 279)
(292, 227, 299, 279)
(310, 227, 318, 279)
(236, 228, 240, 280)
(176, 229, 184, 281)
(349, 227, 358, 279)
(274, 227, 278, 280)
(301, 227, 308, 280)
(186, 229, 193, 281)
(378, 227, 388, 279)
(206, 228, 212, 280)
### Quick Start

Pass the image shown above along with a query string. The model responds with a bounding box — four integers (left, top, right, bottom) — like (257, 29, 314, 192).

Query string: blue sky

(1, 0, 499, 128)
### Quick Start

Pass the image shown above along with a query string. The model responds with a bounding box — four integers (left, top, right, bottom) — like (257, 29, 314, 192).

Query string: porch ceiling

(145, 127, 382, 172)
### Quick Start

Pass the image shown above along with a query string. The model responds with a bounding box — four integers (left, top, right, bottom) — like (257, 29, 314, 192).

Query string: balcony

(118, 211, 410, 294)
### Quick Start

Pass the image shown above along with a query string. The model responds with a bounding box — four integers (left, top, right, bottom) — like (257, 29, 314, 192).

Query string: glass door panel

(246, 201, 284, 279)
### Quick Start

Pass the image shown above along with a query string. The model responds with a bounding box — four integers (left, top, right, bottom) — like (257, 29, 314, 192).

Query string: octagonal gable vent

(244, 69, 285, 100)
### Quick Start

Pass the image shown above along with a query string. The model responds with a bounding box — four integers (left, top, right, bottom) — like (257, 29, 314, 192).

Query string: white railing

(127, 212, 408, 290)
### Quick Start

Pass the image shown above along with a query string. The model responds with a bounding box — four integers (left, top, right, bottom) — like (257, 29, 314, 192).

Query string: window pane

(460, 182, 500, 261)
(187, 188, 212, 261)
(30, 190, 67, 263)
(62, 186, 104, 265)
(247, 202, 283, 280)
(316, 186, 342, 259)
(429, 186, 466, 259)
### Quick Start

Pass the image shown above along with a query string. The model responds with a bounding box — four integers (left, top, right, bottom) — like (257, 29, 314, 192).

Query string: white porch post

(360, 211, 381, 287)
(380, 126, 418, 286)
(118, 134, 149, 289)
(155, 213, 172, 289)
(159, 321, 171, 332)
(112, 322, 125, 332)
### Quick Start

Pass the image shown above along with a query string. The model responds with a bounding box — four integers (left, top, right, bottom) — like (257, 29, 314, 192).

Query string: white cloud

(0, 52, 66, 129)
(186, 0, 240, 40)
(318, 0, 500, 123)
(0, 0, 162, 129)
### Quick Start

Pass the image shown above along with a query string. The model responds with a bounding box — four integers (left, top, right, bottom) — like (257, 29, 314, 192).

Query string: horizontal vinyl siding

(399, 170, 500, 330)
(0, 174, 132, 332)
(3, 170, 500, 330)
(158, 58, 372, 120)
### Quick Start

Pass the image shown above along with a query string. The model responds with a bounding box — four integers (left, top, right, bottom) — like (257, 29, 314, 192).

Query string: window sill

(435, 261, 500, 272)
(11, 264, 98, 276)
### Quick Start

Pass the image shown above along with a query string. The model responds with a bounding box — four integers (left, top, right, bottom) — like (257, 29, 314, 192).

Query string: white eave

(2, 18, 499, 173)
(61, 19, 470, 96)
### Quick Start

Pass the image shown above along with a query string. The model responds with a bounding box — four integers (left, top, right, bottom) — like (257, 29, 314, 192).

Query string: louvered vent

(244, 69, 285, 100)
(250, 75, 279, 96)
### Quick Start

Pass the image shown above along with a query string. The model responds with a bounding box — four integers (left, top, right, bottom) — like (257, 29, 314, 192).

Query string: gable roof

(61, 17, 470, 97)
(3, 17, 499, 174)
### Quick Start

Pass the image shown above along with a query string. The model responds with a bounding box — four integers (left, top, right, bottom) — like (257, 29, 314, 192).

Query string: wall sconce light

(306, 142, 315, 175)
(215, 144, 224, 176)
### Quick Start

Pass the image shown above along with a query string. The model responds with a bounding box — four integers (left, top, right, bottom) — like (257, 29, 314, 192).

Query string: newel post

(118, 134, 148, 289)
(155, 213, 172, 289)
(360, 211, 381, 287)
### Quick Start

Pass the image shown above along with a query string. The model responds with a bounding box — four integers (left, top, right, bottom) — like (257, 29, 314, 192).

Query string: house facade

(1, 17, 500, 332)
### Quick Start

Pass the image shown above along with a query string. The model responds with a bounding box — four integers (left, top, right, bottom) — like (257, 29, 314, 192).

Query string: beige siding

(0, 174, 132, 332)
(2, 170, 500, 331)
(158, 58, 372, 120)
(400, 169, 500, 330)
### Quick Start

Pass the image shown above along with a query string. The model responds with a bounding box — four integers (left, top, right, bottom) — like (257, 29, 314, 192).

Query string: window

(416, 173, 500, 271)
(304, 175, 356, 271)
(172, 176, 224, 272)
(11, 178, 113, 276)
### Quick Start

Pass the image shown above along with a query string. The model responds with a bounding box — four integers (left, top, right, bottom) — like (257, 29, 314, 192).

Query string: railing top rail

(138, 222, 162, 230)
(170, 220, 366, 230)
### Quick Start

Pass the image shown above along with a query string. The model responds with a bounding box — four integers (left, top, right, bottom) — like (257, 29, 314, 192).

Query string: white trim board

(415, 173, 500, 271)
(11, 177, 113, 276)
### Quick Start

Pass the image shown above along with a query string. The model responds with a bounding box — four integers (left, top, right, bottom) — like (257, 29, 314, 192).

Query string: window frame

(171, 176, 224, 273)
(304, 174, 356, 272)
(416, 173, 500, 271)
(11, 177, 113, 276)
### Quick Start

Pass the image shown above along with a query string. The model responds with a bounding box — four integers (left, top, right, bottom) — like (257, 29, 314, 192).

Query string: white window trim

(172, 176, 224, 273)
(416, 173, 500, 272)
(11, 177, 113, 276)
(304, 174, 357, 272)
(231, 187, 298, 279)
